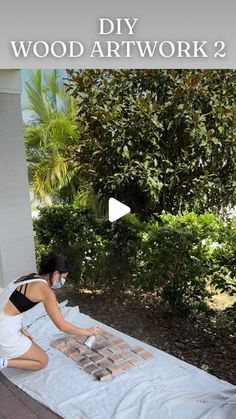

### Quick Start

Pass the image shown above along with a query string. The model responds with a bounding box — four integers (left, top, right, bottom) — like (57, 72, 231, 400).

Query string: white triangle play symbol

(108, 198, 130, 222)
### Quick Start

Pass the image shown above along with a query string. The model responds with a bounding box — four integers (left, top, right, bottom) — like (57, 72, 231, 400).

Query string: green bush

(34, 206, 233, 315)
(33, 206, 107, 287)
(33, 206, 141, 294)
(137, 212, 224, 314)
(211, 217, 236, 296)
(99, 214, 142, 296)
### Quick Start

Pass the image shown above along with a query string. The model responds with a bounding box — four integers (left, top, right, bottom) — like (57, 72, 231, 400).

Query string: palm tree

(24, 69, 80, 205)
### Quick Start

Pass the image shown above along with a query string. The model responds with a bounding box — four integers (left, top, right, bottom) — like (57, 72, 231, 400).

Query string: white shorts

(0, 311, 32, 359)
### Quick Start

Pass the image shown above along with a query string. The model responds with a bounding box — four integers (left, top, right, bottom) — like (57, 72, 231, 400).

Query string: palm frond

(24, 69, 81, 205)
(24, 70, 50, 122)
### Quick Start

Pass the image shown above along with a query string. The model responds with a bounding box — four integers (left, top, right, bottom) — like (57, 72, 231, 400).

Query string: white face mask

(52, 275, 66, 289)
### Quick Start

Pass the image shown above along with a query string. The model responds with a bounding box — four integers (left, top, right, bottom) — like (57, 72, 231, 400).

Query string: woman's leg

(7, 341, 49, 371)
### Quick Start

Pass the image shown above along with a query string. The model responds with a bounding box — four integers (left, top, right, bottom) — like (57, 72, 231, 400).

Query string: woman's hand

(85, 326, 102, 337)
(21, 327, 33, 341)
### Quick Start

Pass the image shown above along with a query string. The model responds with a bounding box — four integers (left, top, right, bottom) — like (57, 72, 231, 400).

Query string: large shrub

(211, 216, 236, 296)
(34, 206, 233, 314)
(33, 206, 141, 294)
(33, 206, 107, 287)
(137, 212, 224, 314)
(66, 69, 236, 218)
(99, 214, 142, 296)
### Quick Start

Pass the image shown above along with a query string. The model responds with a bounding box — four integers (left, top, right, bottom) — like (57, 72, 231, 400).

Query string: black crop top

(9, 275, 40, 313)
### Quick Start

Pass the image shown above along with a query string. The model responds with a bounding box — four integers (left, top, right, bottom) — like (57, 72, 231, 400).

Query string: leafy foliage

(66, 69, 236, 218)
(33, 206, 107, 287)
(211, 217, 236, 296)
(33, 206, 140, 292)
(138, 212, 224, 314)
(24, 70, 80, 204)
(99, 214, 142, 296)
(34, 207, 234, 315)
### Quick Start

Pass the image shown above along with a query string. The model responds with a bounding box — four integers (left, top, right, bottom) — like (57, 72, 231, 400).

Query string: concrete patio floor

(0, 373, 61, 419)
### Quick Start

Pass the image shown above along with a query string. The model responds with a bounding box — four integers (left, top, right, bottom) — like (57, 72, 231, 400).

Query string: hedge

(33, 206, 235, 314)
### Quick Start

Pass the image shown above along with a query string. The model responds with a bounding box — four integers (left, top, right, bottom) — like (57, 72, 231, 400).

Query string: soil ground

(56, 285, 236, 386)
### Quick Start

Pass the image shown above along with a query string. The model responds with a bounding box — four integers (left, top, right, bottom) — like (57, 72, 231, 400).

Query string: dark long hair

(38, 253, 69, 275)
(14, 253, 69, 284)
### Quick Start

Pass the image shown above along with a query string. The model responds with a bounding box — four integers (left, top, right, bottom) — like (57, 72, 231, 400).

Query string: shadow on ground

(56, 285, 236, 385)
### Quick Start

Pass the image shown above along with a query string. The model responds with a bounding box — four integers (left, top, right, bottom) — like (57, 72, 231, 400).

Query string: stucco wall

(0, 70, 36, 288)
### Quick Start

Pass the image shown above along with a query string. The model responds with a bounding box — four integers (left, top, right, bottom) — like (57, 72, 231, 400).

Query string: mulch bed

(56, 285, 236, 385)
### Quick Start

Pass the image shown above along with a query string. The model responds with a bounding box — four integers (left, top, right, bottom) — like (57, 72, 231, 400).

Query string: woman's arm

(38, 283, 101, 337)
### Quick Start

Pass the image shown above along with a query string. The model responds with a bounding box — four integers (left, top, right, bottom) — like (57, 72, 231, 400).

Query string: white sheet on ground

(2, 301, 236, 419)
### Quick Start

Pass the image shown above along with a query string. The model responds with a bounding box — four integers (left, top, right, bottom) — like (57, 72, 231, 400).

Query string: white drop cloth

(2, 301, 236, 419)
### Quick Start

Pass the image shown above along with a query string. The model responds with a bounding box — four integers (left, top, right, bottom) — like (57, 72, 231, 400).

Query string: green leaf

(123, 145, 130, 159)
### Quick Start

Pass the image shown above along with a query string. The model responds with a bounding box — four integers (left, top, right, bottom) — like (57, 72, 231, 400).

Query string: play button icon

(108, 198, 131, 222)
